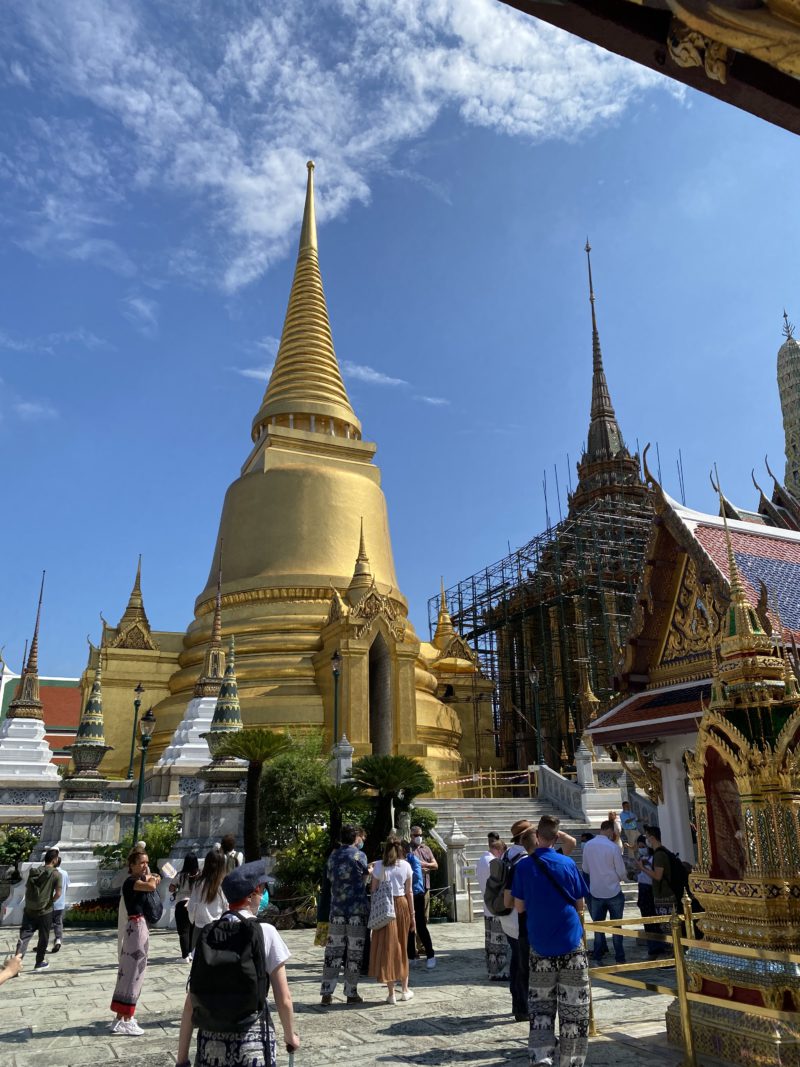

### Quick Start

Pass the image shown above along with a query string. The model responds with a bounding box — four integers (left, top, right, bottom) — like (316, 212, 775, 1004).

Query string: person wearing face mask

(634, 835, 655, 923)
(409, 824, 437, 947)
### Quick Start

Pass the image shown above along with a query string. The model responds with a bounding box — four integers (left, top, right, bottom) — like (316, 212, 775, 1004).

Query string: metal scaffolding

(428, 498, 653, 770)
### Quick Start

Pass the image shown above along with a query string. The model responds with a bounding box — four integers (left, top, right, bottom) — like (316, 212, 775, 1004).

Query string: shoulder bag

(368, 866, 396, 931)
(531, 852, 579, 912)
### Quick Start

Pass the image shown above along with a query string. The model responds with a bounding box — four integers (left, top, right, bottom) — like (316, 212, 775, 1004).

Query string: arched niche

(704, 745, 747, 880)
(369, 631, 393, 755)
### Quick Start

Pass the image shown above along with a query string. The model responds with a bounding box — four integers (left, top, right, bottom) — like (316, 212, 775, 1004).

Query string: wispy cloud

(233, 364, 273, 382)
(122, 295, 158, 336)
(0, 326, 108, 354)
(342, 361, 407, 387)
(415, 395, 450, 406)
(4, 1, 674, 289)
(14, 399, 58, 420)
(255, 336, 280, 357)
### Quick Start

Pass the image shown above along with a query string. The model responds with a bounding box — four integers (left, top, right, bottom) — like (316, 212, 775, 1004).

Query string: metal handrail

(583, 894, 800, 1065)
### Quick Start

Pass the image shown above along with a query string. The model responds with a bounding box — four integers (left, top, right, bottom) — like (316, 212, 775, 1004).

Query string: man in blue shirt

(511, 815, 590, 1067)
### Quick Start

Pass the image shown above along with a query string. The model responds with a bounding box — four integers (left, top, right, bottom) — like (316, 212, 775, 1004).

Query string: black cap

(221, 860, 267, 902)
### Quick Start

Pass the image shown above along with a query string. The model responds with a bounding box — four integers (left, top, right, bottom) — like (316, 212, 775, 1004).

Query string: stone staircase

(425, 798, 637, 918)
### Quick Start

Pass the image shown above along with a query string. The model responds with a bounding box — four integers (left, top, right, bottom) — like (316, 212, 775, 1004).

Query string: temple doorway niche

(704, 746, 746, 880)
(369, 633, 393, 755)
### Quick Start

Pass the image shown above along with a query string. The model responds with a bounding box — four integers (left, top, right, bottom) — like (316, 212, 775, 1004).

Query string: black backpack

(189, 913, 269, 1033)
(655, 846, 690, 906)
(483, 851, 513, 917)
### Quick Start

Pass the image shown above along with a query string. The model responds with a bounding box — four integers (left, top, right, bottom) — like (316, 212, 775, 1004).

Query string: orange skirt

(368, 895, 411, 983)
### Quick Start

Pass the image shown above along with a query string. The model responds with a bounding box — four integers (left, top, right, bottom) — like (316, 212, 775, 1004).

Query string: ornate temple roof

(590, 679, 709, 745)
(251, 161, 361, 441)
(670, 497, 800, 639)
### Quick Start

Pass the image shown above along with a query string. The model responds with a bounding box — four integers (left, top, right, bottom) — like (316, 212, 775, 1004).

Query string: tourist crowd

(2, 806, 694, 1067)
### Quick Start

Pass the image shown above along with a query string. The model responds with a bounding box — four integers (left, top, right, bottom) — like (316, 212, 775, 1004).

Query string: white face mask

(411, 836, 422, 846)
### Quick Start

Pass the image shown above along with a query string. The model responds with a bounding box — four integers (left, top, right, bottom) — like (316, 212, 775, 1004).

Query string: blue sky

(1, 0, 799, 678)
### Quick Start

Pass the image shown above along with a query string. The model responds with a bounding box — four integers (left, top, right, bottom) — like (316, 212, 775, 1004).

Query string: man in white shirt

(581, 819, 628, 964)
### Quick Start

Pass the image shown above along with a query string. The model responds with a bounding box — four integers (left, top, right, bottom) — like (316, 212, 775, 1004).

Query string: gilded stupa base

(666, 998, 800, 1067)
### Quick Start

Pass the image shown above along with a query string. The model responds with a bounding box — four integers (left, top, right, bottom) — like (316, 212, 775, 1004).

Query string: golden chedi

(150, 163, 486, 788)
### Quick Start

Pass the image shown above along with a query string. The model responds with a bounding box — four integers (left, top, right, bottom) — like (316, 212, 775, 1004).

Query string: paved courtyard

(0, 922, 682, 1067)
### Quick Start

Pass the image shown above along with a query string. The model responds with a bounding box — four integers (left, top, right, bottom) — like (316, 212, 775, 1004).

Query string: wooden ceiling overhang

(501, 1, 800, 136)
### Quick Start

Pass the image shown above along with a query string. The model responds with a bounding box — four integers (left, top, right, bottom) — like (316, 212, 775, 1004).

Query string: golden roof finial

(299, 161, 317, 254)
(251, 162, 360, 442)
(25, 570, 45, 677)
(211, 541, 223, 645)
(117, 555, 151, 633)
(195, 542, 226, 698)
(347, 519, 373, 604)
(7, 574, 45, 721)
(433, 576, 457, 651)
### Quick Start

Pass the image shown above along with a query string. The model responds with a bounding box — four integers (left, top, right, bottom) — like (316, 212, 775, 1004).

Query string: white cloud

(14, 400, 58, 420)
(255, 336, 280, 357)
(4, 1, 674, 288)
(122, 295, 159, 336)
(342, 361, 407, 387)
(0, 326, 107, 354)
(415, 394, 450, 406)
(234, 365, 273, 382)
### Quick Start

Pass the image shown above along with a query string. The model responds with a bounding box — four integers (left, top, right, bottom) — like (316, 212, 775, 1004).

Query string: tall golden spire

(194, 545, 226, 698)
(584, 240, 624, 459)
(251, 161, 360, 442)
(433, 577, 456, 650)
(117, 555, 151, 633)
(346, 519, 373, 604)
(8, 573, 45, 721)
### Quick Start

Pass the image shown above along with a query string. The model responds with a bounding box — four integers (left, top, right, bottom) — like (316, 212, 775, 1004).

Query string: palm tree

(349, 755, 434, 856)
(302, 779, 369, 850)
(213, 729, 292, 861)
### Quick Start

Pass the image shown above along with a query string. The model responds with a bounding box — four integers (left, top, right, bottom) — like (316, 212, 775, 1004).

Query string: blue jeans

(589, 892, 625, 962)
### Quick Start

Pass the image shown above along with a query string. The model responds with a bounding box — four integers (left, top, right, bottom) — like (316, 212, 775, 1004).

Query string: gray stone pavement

(0, 922, 683, 1067)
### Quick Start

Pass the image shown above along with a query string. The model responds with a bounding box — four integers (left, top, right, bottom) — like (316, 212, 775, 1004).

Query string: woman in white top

(368, 837, 415, 1004)
(169, 853, 199, 961)
(187, 849, 227, 946)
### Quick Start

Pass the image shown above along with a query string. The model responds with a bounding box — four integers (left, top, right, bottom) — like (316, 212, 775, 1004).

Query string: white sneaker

(399, 989, 415, 1002)
(114, 1018, 144, 1036)
(426, 957, 436, 969)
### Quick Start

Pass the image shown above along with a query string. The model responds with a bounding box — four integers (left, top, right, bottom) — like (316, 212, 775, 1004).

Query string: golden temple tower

(673, 503, 800, 1065)
(778, 310, 800, 494)
(151, 163, 476, 781)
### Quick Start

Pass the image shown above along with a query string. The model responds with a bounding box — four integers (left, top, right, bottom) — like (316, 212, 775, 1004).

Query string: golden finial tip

(307, 160, 315, 171)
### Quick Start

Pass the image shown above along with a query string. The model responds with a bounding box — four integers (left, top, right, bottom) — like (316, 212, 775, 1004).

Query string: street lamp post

(132, 707, 156, 846)
(331, 649, 341, 745)
(127, 682, 145, 779)
(528, 666, 544, 766)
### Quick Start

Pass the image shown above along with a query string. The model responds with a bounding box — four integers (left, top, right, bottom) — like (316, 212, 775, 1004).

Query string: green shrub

(93, 814, 181, 870)
(409, 806, 438, 835)
(429, 890, 450, 919)
(272, 824, 328, 899)
(0, 827, 39, 869)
